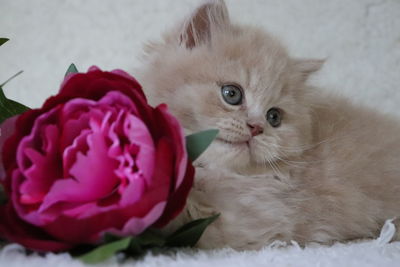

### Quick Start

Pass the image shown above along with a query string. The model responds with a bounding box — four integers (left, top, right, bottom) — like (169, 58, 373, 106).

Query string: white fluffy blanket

(1, 0, 400, 266)
(1, 220, 399, 267)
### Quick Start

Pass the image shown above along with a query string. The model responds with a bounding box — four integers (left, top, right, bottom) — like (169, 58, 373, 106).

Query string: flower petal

(41, 129, 119, 212)
(0, 204, 72, 252)
(155, 104, 188, 190)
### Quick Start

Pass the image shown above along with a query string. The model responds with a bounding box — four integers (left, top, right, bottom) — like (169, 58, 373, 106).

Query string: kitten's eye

(221, 85, 243, 105)
(266, 108, 282, 127)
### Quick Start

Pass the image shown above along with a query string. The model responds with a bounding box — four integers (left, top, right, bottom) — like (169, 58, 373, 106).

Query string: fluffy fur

(137, 0, 400, 250)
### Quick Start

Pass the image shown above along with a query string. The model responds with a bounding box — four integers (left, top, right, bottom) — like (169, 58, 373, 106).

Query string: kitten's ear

(180, 0, 230, 49)
(292, 58, 325, 82)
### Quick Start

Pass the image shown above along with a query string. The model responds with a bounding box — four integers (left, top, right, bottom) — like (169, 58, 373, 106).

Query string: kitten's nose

(247, 123, 264, 137)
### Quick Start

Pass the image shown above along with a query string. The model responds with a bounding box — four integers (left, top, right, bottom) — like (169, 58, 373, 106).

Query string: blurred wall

(1, 0, 399, 114)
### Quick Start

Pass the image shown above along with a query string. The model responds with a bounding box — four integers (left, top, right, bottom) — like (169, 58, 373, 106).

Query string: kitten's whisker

(264, 150, 285, 178)
(273, 154, 309, 169)
(274, 147, 325, 165)
(258, 139, 307, 157)
(267, 136, 339, 152)
(266, 158, 283, 178)
(264, 142, 313, 152)
(257, 138, 323, 167)
(267, 149, 307, 169)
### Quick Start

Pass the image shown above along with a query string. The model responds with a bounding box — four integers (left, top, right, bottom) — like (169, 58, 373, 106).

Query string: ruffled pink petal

(41, 121, 119, 212)
(15, 109, 63, 222)
(119, 173, 145, 206)
(60, 108, 92, 151)
(60, 97, 109, 175)
(19, 125, 61, 204)
(60, 175, 145, 220)
(39, 91, 154, 217)
(62, 129, 90, 177)
(17, 108, 59, 173)
(123, 113, 155, 185)
(97, 90, 139, 115)
(12, 169, 43, 225)
(105, 110, 124, 159)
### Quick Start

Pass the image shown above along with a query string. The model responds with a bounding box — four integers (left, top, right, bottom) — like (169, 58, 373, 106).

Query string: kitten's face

(139, 1, 321, 171)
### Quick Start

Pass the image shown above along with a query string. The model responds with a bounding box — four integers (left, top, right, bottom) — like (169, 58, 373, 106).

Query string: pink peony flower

(0, 67, 194, 252)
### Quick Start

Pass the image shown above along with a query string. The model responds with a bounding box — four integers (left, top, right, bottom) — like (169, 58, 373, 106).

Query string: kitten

(137, 0, 400, 250)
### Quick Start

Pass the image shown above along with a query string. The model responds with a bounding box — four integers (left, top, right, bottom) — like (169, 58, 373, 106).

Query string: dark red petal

(43, 70, 146, 110)
(0, 204, 72, 252)
(153, 104, 187, 189)
(153, 161, 194, 228)
(149, 105, 194, 228)
(1, 109, 43, 191)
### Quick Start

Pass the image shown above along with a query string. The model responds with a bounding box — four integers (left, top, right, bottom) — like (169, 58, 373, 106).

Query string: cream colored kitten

(138, 0, 400, 250)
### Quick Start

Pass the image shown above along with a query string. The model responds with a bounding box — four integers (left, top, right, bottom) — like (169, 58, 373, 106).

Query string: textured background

(1, 0, 400, 115)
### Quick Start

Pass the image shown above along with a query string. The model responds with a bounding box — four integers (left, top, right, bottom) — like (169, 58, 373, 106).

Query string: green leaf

(186, 129, 219, 161)
(127, 237, 144, 256)
(65, 63, 78, 77)
(0, 42, 28, 123)
(77, 215, 219, 263)
(125, 230, 166, 257)
(135, 230, 165, 247)
(0, 88, 30, 124)
(166, 214, 220, 247)
(0, 74, 30, 124)
(0, 184, 7, 205)
(97, 230, 167, 260)
(78, 237, 132, 264)
(0, 38, 9, 47)
(102, 233, 123, 243)
(0, 70, 23, 88)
